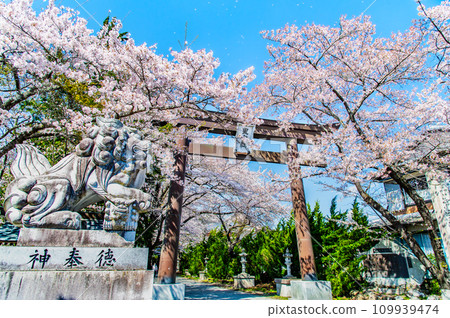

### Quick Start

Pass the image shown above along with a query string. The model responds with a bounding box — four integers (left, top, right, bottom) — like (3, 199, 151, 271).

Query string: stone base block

(18, 228, 134, 247)
(199, 271, 207, 281)
(290, 280, 332, 300)
(275, 278, 296, 298)
(0, 270, 153, 300)
(152, 284, 185, 300)
(0, 246, 149, 271)
(442, 289, 450, 300)
(233, 274, 255, 289)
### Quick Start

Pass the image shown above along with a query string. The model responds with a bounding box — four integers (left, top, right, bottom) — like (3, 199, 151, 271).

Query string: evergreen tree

(179, 197, 379, 296)
(205, 229, 235, 279)
(320, 198, 379, 297)
(307, 201, 327, 280)
(240, 218, 298, 283)
(180, 239, 207, 276)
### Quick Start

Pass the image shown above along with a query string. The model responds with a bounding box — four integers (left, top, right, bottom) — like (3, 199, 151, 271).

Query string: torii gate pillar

(157, 137, 188, 284)
(286, 138, 317, 280)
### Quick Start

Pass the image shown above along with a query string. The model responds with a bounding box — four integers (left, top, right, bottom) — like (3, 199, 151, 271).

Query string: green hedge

(180, 198, 380, 297)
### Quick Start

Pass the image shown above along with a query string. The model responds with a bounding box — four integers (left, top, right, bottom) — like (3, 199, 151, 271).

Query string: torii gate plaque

(157, 113, 324, 283)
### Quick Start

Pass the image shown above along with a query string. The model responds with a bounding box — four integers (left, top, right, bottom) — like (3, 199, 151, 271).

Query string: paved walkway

(177, 277, 274, 300)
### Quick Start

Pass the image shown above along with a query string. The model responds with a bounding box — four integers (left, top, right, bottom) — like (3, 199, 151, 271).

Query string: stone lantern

(284, 248, 294, 278)
(239, 249, 248, 274)
(274, 247, 298, 298)
(199, 256, 209, 281)
(204, 256, 209, 273)
(233, 248, 255, 288)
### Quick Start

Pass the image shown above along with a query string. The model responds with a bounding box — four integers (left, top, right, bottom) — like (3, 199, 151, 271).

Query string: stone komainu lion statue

(3, 118, 152, 234)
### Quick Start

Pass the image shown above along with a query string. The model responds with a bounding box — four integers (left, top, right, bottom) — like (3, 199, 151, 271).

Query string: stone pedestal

(0, 246, 149, 270)
(0, 270, 153, 300)
(0, 229, 154, 300)
(233, 272, 255, 289)
(152, 283, 185, 300)
(275, 277, 296, 298)
(290, 280, 332, 300)
(17, 228, 134, 247)
(199, 270, 207, 281)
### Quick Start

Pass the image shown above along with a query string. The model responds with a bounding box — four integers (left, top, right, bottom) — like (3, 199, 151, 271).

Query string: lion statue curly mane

(3, 118, 152, 237)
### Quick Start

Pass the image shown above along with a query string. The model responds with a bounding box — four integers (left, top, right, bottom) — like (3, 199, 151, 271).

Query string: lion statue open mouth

(3, 118, 153, 236)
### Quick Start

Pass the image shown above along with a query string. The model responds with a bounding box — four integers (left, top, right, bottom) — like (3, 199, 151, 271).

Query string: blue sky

(32, 0, 442, 214)
(36, 0, 441, 78)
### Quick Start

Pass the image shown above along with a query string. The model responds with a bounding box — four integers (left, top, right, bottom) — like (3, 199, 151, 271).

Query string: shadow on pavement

(178, 277, 272, 300)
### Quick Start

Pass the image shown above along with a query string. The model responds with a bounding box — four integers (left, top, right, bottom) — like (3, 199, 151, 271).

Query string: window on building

(384, 176, 432, 212)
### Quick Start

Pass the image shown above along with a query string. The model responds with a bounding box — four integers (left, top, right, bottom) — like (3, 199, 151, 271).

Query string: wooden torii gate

(157, 114, 324, 283)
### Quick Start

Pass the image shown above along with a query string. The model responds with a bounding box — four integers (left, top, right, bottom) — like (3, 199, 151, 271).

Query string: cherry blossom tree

(0, 0, 254, 179)
(0, 0, 286, 251)
(418, 0, 450, 84)
(180, 156, 291, 251)
(1, 0, 265, 264)
(250, 6, 450, 288)
(134, 154, 290, 258)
